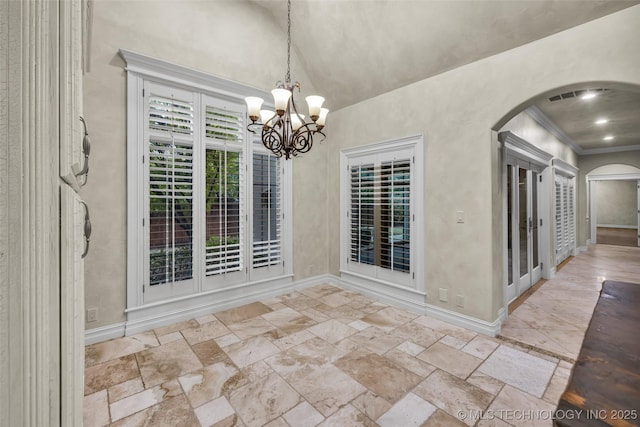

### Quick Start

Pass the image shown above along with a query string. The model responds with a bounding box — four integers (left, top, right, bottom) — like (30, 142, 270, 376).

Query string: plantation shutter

(349, 158, 411, 274)
(252, 152, 282, 267)
(555, 177, 563, 258)
(146, 89, 195, 288)
(567, 180, 575, 249)
(203, 103, 245, 277)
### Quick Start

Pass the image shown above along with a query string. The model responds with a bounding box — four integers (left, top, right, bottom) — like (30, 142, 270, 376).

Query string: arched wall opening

(491, 80, 640, 325)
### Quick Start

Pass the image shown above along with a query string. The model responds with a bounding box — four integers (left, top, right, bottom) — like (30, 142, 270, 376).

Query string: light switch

(456, 210, 465, 224)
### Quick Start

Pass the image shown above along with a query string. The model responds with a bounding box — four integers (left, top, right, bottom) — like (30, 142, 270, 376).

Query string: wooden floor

(597, 227, 637, 247)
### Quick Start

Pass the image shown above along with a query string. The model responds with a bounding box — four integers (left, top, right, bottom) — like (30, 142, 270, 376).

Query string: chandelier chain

(286, 0, 291, 83)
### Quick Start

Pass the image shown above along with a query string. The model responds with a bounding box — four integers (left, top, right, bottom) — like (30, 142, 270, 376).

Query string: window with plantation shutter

(252, 152, 281, 267)
(203, 101, 245, 280)
(555, 174, 575, 265)
(341, 138, 421, 290)
(145, 83, 197, 300)
(127, 63, 291, 309)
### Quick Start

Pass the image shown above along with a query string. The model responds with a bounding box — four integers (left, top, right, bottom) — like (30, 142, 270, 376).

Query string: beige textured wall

(328, 6, 640, 323)
(577, 153, 640, 245)
(83, 0, 324, 329)
(595, 181, 637, 226)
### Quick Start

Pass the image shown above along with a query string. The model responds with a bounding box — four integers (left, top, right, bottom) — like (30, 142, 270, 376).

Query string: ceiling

(532, 84, 640, 152)
(251, 0, 638, 111)
(250, 0, 640, 153)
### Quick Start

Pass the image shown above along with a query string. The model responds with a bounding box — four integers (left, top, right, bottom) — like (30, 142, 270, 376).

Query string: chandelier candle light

(245, 0, 329, 159)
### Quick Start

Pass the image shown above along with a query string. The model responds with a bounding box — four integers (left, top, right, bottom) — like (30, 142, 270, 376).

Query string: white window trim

(120, 49, 293, 323)
(339, 135, 425, 299)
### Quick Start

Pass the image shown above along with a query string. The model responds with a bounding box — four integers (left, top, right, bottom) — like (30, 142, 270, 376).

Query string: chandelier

(245, 0, 328, 160)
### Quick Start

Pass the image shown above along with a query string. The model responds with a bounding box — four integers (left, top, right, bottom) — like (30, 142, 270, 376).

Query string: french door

(506, 161, 543, 302)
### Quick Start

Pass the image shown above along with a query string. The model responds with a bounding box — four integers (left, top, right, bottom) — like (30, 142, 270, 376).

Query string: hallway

(501, 244, 640, 360)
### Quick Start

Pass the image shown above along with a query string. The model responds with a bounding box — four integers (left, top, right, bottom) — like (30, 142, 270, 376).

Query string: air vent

(548, 88, 608, 102)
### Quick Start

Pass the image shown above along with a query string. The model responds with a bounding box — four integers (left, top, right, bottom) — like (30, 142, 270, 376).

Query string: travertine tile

(266, 337, 347, 378)
(191, 339, 231, 366)
(467, 372, 505, 396)
(396, 340, 425, 356)
(136, 339, 202, 388)
(157, 331, 183, 345)
(287, 363, 366, 416)
(85, 331, 159, 367)
(347, 327, 404, 355)
(262, 307, 317, 334)
(215, 302, 273, 326)
(317, 404, 375, 427)
(108, 377, 144, 403)
(351, 391, 393, 421)
(376, 393, 436, 427)
(83, 390, 110, 427)
(383, 348, 436, 378)
(85, 354, 140, 395)
(487, 385, 555, 427)
(273, 329, 316, 350)
(299, 284, 342, 300)
(318, 292, 352, 308)
(283, 401, 325, 427)
(542, 373, 569, 405)
(417, 342, 482, 379)
(154, 320, 199, 338)
(308, 319, 357, 344)
(422, 409, 468, 426)
(110, 394, 199, 427)
(228, 372, 300, 427)
(413, 316, 477, 342)
(226, 316, 276, 340)
(194, 396, 236, 427)
(462, 336, 499, 359)
(215, 333, 241, 348)
(413, 370, 493, 426)
(394, 321, 443, 348)
(478, 345, 556, 398)
(335, 349, 422, 404)
(110, 382, 178, 422)
(179, 361, 239, 407)
(263, 417, 289, 427)
(180, 319, 231, 345)
(223, 335, 280, 368)
(361, 306, 417, 331)
(348, 319, 372, 331)
(439, 335, 468, 349)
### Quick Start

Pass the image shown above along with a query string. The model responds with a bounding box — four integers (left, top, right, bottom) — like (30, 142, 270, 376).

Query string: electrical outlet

(456, 210, 465, 224)
(87, 307, 98, 322)
(456, 294, 465, 308)
(439, 288, 448, 302)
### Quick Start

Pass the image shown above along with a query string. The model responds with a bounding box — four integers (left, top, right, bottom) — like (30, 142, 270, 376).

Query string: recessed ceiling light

(604, 135, 614, 141)
(581, 93, 597, 100)
(595, 118, 609, 125)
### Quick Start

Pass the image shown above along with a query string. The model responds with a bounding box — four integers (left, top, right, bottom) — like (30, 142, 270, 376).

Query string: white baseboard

(84, 322, 126, 345)
(596, 224, 637, 229)
(85, 273, 504, 344)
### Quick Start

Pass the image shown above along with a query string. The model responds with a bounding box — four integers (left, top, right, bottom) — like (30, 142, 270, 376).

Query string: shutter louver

(148, 140, 194, 286)
(252, 153, 281, 267)
(350, 160, 411, 273)
(555, 178, 563, 255)
(149, 96, 194, 135)
(205, 106, 244, 143)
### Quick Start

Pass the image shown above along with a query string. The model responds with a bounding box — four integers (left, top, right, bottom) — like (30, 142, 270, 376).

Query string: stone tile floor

(84, 282, 578, 426)
(85, 243, 640, 426)
(501, 244, 640, 360)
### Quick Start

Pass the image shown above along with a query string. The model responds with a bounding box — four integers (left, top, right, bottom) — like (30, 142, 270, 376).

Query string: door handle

(80, 201, 91, 258)
(76, 116, 91, 186)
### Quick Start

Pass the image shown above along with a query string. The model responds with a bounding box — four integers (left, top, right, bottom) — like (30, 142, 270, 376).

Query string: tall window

(341, 137, 422, 289)
(138, 81, 288, 303)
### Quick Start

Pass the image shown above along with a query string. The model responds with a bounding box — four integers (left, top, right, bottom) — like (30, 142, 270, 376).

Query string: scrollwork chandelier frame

(245, 0, 328, 160)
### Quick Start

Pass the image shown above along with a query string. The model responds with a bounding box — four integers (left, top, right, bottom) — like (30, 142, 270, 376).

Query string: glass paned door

(506, 161, 543, 303)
